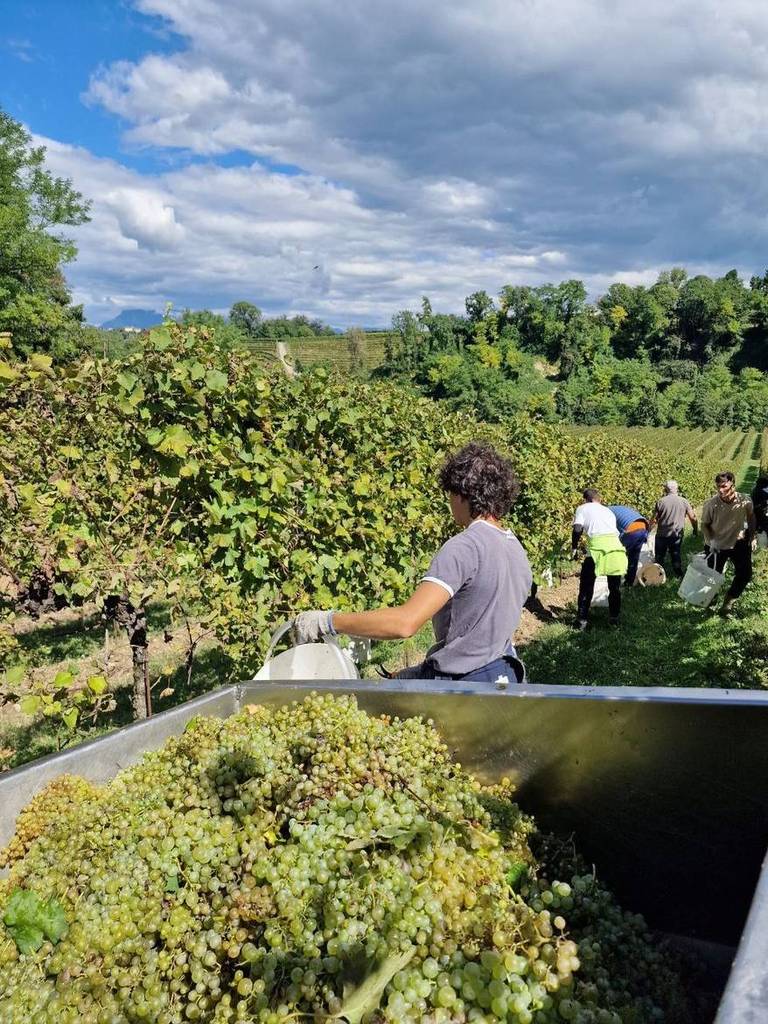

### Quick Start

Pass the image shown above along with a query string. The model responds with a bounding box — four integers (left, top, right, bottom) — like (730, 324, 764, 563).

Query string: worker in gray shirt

(292, 442, 533, 684)
(649, 480, 697, 579)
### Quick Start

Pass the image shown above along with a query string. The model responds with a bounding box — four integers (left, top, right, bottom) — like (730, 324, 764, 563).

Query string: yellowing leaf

(161, 425, 195, 457)
(5, 665, 26, 686)
(19, 695, 41, 716)
(86, 675, 107, 695)
(29, 353, 54, 373)
(62, 708, 79, 730)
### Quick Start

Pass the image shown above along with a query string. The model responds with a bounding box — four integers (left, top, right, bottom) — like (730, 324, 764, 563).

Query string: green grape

(0, 695, 695, 1024)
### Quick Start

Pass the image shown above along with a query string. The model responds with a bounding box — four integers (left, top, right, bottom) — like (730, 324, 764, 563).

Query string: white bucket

(253, 622, 359, 681)
(678, 552, 726, 608)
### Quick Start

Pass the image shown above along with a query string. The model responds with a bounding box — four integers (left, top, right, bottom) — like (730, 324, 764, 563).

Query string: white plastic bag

(678, 552, 726, 608)
(591, 576, 610, 607)
(757, 531, 768, 550)
(636, 537, 656, 579)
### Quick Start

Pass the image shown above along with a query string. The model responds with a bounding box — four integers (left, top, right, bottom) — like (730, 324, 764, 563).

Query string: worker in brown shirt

(700, 471, 756, 616)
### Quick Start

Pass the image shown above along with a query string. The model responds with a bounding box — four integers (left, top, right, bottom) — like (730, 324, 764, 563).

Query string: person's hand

(571, 548, 580, 561)
(751, 537, 758, 552)
(292, 610, 336, 645)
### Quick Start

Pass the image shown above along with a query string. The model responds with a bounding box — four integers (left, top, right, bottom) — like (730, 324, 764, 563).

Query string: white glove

(292, 610, 336, 645)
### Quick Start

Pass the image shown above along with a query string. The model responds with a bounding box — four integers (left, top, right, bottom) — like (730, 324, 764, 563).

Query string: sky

(4, 0, 768, 327)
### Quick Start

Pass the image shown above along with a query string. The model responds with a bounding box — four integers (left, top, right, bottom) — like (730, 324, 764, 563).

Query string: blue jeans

(395, 648, 526, 685)
(622, 529, 648, 586)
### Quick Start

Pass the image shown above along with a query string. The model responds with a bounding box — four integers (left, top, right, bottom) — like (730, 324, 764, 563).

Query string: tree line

(4, 100, 768, 430)
(380, 274, 768, 429)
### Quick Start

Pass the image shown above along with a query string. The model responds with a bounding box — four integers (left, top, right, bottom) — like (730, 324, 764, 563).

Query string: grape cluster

(0, 694, 692, 1023)
(0, 774, 101, 870)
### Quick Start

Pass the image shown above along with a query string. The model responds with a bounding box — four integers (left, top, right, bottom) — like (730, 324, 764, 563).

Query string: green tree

(228, 300, 262, 336)
(598, 282, 675, 361)
(181, 308, 246, 348)
(500, 280, 587, 362)
(676, 273, 748, 363)
(0, 108, 90, 357)
(736, 271, 768, 371)
(465, 290, 495, 323)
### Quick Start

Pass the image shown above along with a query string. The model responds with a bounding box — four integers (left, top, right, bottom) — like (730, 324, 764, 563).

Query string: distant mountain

(100, 309, 162, 330)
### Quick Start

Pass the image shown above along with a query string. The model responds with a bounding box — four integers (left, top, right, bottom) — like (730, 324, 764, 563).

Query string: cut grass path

(521, 533, 768, 689)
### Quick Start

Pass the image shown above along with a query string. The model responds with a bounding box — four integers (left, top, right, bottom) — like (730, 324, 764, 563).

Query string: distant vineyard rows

(244, 333, 392, 372)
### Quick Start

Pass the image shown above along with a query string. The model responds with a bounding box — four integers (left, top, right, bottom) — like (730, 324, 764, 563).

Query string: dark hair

(715, 471, 735, 485)
(439, 442, 520, 519)
(582, 487, 601, 502)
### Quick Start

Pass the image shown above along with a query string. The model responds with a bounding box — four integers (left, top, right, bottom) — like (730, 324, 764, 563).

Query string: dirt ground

(1, 603, 217, 731)
(514, 572, 581, 647)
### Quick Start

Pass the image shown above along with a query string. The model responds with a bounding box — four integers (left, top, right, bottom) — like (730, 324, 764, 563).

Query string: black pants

(577, 556, 621, 621)
(706, 539, 753, 599)
(655, 530, 684, 578)
(622, 529, 648, 586)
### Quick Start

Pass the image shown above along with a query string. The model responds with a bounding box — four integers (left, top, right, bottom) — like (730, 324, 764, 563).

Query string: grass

(0, 631, 236, 772)
(523, 536, 768, 689)
(737, 432, 762, 494)
(14, 602, 174, 668)
(360, 624, 434, 678)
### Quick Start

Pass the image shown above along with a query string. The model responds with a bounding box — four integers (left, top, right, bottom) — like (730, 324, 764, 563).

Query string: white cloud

(33, 0, 768, 322)
(104, 187, 185, 250)
(41, 136, 565, 325)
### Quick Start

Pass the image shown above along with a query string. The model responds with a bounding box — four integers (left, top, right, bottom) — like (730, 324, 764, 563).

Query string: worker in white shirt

(571, 488, 628, 631)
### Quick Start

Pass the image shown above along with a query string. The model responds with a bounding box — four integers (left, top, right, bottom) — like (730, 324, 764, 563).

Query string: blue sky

(3, 2, 182, 173)
(4, 0, 768, 327)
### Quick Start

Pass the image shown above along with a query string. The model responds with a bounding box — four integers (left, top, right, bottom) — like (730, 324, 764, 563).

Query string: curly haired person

(293, 442, 532, 684)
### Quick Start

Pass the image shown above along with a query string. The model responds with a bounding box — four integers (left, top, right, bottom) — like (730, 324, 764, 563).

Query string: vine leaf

(3, 888, 68, 954)
(332, 946, 415, 1024)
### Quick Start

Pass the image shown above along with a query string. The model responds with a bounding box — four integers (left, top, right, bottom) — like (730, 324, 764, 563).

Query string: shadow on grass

(1, 644, 237, 772)
(523, 541, 768, 689)
(15, 602, 174, 667)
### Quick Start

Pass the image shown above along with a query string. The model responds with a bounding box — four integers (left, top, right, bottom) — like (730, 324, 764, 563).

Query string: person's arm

(746, 499, 756, 543)
(571, 523, 584, 558)
(685, 501, 698, 534)
(331, 581, 450, 640)
(700, 502, 713, 545)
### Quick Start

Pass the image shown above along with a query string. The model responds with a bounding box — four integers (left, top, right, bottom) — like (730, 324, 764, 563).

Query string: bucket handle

(263, 620, 357, 678)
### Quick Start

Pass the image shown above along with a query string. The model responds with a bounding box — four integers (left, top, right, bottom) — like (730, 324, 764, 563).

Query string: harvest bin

(1, 681, 767, 1023)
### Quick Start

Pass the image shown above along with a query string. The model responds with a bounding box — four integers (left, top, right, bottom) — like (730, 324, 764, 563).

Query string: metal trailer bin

(1, 680, 767, 1023)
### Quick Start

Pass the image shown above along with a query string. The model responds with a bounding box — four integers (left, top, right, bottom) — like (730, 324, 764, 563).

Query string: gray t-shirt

(421, 519, 532, 674)
(654, 494, 693, 537)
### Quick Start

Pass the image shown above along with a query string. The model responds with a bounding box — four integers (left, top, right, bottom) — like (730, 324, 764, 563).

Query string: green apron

(587, 533, 629, 577)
